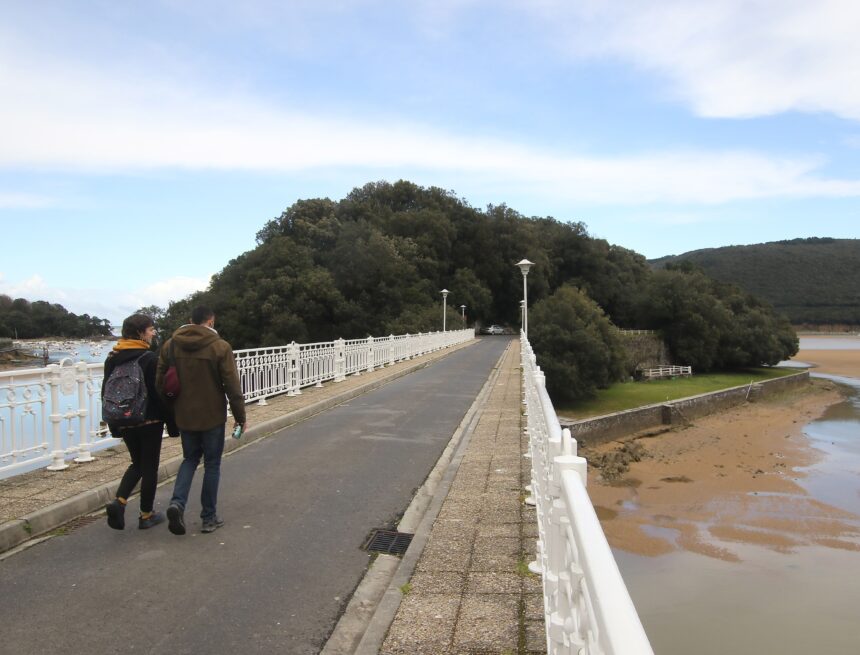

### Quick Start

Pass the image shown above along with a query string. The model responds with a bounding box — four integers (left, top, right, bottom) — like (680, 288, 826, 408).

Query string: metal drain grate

(363, 529, 414, 556)
(58, 515, 101, 534)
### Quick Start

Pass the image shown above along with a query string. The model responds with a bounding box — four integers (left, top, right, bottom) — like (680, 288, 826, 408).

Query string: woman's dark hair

(121, 313, 154, 339)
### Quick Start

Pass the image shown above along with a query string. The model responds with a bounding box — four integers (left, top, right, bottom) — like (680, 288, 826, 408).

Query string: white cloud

(529, 0, 860, 121)
(0, 192, 54, 209)
(0, 274, 50, 298)
(134, 276, 212, 309)
(2, 6, 860, 207)
(1, 50, 858, 207)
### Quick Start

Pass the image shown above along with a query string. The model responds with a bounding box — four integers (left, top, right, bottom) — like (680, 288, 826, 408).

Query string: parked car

(481, 325, 504, 335)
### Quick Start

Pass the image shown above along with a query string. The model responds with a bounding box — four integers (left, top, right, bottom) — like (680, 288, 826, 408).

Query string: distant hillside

(650, 238, 860, 325)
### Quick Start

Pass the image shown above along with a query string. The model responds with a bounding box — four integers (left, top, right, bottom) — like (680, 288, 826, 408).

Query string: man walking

(157, 306, 246, 535)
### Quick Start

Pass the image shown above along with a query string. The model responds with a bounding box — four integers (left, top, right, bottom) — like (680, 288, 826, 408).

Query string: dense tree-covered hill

(0, 295, 112, 338)
(650, 238, 860, 325)
(149, 180, 796, 400)
(164, 181, 652, 348)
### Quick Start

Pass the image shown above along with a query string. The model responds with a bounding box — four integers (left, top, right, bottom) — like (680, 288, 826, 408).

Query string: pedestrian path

(379, 340, 547, 655)
(0, 340, 476, 553)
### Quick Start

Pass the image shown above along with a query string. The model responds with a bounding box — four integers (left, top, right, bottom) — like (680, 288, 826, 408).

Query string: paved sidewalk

(379, 340, 547, 655)
(0, 340, 476, 553)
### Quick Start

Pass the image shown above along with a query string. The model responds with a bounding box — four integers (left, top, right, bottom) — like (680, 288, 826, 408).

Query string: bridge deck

(0, 336, 543, 655)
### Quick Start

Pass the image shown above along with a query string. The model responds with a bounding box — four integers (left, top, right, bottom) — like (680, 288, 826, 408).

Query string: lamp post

(441, 289, 449, 332)
(520, 299, 525, 333)
(516, 259, 534, 338)
(460, 304, 466, 327)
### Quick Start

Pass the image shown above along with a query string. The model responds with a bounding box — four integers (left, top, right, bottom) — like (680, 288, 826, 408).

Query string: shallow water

(617, 543, 860, 654)
(799, 375, 860, 516)
(614, 366, 860, 653)
(799, 335, 860, 350)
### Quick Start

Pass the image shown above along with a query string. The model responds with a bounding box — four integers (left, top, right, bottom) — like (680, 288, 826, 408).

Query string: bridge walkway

(0, 338, 475, 550)
(0, 336, 543, 654)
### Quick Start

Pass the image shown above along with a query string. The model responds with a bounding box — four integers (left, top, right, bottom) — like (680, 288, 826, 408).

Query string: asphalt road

(0, 337, 509, 655)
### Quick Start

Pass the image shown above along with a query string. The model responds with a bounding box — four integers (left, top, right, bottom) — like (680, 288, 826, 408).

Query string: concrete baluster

(73, 362, 94, 463)
(46, 365, 68, 471)
(366, 336, 374, 372)
(287, 342, 302, 396)
(550, 455, 588, 652)
(561, 428, 577, 457)
(388, 335, 395, 367)
(334, 338, 346, 382)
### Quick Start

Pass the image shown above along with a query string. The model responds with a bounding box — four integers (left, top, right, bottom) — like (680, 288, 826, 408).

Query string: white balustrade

(521, 333, 653, 655)
(1, 329, 474, 478)
(1, 360, 113, 478)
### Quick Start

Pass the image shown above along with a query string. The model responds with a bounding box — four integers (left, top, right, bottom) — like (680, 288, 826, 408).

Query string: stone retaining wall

(561, 371, 809, 448)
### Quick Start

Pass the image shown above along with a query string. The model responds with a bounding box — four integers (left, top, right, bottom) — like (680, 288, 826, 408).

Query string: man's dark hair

(121, 313, 154, 339)
(191, 305, 215, 325)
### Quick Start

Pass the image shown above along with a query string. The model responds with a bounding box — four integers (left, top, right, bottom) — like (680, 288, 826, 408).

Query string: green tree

(529, 285, 626, 402)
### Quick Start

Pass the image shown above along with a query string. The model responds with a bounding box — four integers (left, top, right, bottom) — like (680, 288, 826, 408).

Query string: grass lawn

(556, 368, 799, 418)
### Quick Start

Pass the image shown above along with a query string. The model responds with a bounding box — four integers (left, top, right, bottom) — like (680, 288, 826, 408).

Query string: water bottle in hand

(232, 424, 244, 439)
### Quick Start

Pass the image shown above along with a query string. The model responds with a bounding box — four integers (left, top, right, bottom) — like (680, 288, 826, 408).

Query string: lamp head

(516, 259, 534, 275)
(441, 288, 449, 298)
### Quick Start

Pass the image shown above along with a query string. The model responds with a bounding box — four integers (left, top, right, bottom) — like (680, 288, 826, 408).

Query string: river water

(614, 336, 860, 654)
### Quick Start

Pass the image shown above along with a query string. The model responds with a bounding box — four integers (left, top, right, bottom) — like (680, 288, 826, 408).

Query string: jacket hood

(172, 324, 221, 351)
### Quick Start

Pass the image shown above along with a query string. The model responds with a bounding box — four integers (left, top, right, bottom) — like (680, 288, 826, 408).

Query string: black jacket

(103, 348, 179, 436)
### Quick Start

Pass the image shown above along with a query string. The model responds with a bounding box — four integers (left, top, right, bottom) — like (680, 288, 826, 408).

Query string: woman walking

(103, 314, 178, 530)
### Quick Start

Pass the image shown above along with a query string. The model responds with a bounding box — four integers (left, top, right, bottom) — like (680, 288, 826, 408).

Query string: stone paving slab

(379, 340, 548, 655)
(0, 341, 476, 552)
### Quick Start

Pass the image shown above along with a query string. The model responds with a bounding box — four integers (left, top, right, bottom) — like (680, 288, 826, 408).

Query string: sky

(1, 0, 859, 323)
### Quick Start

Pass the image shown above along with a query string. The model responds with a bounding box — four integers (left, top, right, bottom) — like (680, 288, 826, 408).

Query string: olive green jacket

(156, 324, 246, 431)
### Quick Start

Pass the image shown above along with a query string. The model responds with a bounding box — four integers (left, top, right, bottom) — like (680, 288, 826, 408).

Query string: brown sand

(793, 346, 860, 377)
(586, 368, 860, 561)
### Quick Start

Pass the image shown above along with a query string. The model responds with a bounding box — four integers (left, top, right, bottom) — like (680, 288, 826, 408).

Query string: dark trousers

(116, 422, 164, 513)
(170, 424, 226, 521)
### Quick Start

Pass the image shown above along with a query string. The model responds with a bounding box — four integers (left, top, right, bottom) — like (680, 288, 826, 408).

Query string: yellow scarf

(113, 339, 151, 351)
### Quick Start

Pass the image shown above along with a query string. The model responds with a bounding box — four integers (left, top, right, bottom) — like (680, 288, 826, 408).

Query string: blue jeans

(170, 424, 226, 521)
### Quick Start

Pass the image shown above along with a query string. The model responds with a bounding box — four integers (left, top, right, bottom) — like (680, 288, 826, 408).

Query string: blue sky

(1, 0, 859, 322)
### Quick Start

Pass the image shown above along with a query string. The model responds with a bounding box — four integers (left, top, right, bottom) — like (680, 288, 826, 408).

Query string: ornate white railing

(522, 334, 653, 655)
(0, 360, 110, 478)
(234, 330, 473, 403)
(0, 329, 474, 478)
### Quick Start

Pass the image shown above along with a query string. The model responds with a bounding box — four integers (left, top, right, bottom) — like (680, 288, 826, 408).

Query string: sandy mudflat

(793, 346, 860, 377)
(586, 354, 860, 560)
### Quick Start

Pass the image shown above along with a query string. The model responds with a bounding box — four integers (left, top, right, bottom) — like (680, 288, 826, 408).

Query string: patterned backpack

(102, 354, 149, 426)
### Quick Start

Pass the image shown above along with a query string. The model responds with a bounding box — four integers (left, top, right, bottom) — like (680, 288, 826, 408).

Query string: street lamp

(516, 259, 534, 337)
(460, 304, 466, 327)
(441, 289, 449, 332)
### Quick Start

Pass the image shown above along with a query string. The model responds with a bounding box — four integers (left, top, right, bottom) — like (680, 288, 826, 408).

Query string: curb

(0, 346, 472, 556)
